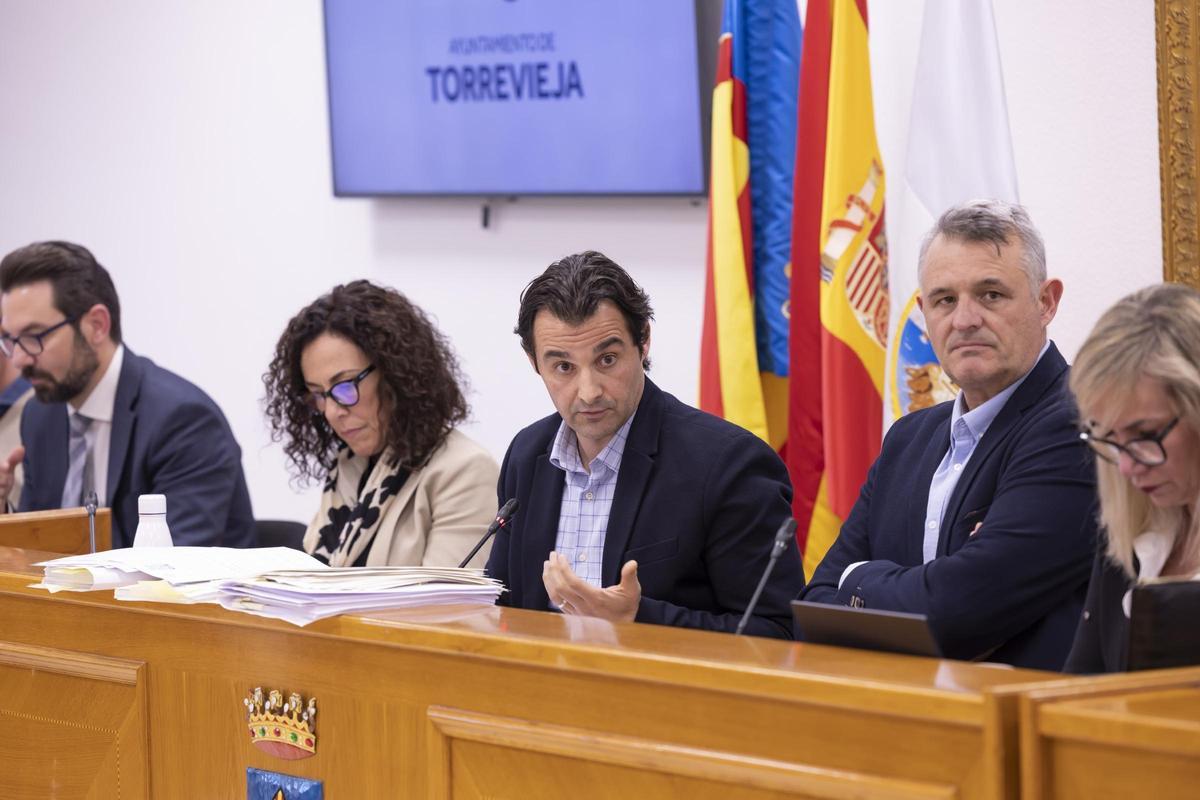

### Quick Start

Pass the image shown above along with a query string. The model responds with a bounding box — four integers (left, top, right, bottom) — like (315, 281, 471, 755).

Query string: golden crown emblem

(244, 687, 318, 760)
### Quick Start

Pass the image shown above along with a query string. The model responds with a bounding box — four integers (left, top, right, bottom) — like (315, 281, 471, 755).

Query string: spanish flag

(699, 0, 802, 452)
(788, 0, 889, 578)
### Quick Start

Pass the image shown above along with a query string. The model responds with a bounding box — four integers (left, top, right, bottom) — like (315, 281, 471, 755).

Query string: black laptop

(1128, 581, 1200, 671)
(791, 600, 942, 658)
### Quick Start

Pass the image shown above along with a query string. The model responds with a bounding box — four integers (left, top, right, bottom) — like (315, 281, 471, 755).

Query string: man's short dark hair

(516, 251, 654, 370)
(0, 241, 123, 343)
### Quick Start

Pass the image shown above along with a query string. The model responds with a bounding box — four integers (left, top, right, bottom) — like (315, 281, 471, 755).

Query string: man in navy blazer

(487, 252, 804, 638)
(801, 201, 1097, 670)
(0, 241, 254, 548)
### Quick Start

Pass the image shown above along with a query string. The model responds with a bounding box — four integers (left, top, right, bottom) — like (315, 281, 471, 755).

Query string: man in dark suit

(487, 251, 804, 638)
(801, 200, 1097, 670)
(0, 241, 254, 548)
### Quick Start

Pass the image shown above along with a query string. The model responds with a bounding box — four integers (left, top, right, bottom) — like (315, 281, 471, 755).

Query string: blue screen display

(324, 0, 705, 195)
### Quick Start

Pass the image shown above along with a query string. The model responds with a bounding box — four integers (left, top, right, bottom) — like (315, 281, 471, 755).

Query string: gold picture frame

(1158, 0, 1200, 286)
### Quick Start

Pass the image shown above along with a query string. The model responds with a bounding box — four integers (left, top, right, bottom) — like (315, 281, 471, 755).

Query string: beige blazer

(306, 429, 500, 568)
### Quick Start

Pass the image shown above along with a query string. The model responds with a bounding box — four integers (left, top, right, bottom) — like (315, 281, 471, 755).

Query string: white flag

(884, 0, 1019, 423)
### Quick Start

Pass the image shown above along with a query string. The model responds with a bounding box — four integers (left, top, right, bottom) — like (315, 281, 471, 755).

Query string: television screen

(323, 0, 706, 196)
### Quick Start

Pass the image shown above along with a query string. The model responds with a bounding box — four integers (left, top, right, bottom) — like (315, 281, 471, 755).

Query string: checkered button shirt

(547, 412, 635, 606)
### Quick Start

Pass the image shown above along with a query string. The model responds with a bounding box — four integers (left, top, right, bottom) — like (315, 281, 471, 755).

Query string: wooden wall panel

(1018, 668, 1200, 800)
(1040, 738, 1200, 799)
(0, 642, 145, 800)
(427, 707, 960, 800)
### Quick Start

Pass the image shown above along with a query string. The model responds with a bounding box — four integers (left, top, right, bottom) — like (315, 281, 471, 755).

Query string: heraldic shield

(247, 767, 323, 800)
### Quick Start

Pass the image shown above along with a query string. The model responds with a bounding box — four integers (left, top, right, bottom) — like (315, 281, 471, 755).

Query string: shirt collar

(1123, 529, 1187, 617)
(950, 340, 1051, 441)
(549, 410, 636, 476)
(72, 344, 124, 424)
(1132, 530, 1176, 582)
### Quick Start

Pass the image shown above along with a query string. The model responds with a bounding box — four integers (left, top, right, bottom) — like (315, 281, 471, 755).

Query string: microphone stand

(84, 491, 99, 553)
(459, 499, 519, 568)
(735, 518, 797, 636)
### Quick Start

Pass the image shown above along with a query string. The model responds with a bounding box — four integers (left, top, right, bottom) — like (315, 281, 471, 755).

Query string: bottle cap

(138, 494, 167, 515)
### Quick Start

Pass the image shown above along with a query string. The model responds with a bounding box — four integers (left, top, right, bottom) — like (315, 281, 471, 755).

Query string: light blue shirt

(921, 341, 1051, 562)
(546, 412, 635, 605)
(840, 342, 1051, 588)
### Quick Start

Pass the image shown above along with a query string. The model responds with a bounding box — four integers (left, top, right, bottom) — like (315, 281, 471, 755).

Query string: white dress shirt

(1122, 531, 1200, 617)
(69, 344, 124, 505)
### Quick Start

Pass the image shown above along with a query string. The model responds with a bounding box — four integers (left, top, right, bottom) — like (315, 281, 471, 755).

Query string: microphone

(458, 498, 520, 568)
(84, 490, 99, 554)
(735, 517, 797, 636)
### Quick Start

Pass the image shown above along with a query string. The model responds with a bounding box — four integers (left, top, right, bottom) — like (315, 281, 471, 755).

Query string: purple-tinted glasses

(305, 365, 375, 413)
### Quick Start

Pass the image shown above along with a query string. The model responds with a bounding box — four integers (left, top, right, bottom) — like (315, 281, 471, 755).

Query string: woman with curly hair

(264, 280, 498, 567)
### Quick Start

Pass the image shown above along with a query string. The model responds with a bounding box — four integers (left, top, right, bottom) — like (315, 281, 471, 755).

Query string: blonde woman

(1068, 283, 1200, 672)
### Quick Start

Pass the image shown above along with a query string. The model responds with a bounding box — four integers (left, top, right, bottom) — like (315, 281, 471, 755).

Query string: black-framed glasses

(1078, 416, 1180, 467)
(304, 365, 375, 413)
(0, 315, 79, 358)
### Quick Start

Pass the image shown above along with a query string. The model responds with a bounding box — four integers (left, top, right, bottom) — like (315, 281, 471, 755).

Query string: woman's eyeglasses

(304, 365, 375, 413)
(1078, 416, 1180, 467)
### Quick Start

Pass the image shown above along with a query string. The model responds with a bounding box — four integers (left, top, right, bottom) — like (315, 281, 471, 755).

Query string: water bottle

(132, 494, 173, 547)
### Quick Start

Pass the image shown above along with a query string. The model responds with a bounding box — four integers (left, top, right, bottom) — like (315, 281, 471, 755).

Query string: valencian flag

(699, 0, 802, 452)
(788, 0, 890, 578)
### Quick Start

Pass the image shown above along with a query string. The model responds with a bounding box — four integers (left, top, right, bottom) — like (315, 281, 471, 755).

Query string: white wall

(0, 0, 1162, 521)
(871, 0, 1161, 360)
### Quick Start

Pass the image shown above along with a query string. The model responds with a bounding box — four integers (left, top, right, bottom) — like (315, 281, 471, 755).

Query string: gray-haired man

(801, 199, 1098, 670)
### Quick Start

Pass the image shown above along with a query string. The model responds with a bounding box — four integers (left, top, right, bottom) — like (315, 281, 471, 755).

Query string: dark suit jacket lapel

(521, 445, 566, 610)
(937, 343, 1068, 557)
(44, 405, 70, 506)
(601, 379, 660, 586)
(106, 350, 142, 506)
(907, 410, 952, 565)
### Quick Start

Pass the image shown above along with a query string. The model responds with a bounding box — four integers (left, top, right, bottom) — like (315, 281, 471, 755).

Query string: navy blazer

(487, 378, 805, 638)
(19, 348, 255, 548)
(1063, 548, 1133, 674)
(801, 343, 1097, 670)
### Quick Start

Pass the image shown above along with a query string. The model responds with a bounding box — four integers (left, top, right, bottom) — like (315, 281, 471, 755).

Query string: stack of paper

(33, 547, 324, 593)
(215, 566, 503, 626)
(32, 548, 504, 626)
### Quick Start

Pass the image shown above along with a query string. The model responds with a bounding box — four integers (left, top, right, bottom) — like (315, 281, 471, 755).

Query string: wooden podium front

(1019, 666, 1200, 798)
(0, 546, 1056, 799)
(0, 507, 111, 553)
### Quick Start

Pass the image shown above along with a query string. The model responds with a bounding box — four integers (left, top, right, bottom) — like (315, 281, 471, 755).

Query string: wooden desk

(0, 547, 1055, 799)
(1019, 667, 1200, 799)
(0, 507, 112, 553)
